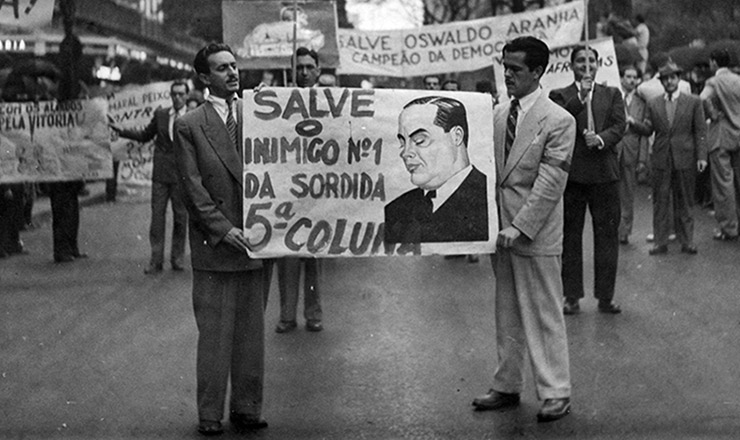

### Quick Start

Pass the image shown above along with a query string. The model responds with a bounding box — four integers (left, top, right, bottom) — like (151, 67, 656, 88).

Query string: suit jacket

(644, 93, 708, 170)
(617, 91, 650, 166)
(174, 100, 261, 272)
(119, 106, 180, 183)
(495, 92, 576, 256)
(384, 167, 488, 243)
(549, 83, 625, 183)
(703, 68, 740, 152)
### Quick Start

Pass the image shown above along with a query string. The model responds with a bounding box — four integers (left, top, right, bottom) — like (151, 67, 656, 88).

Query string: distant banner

(242, 88, 497, 258)
(223, 0, 339, 70)
(494, 37, 620, 99)
(107, 81, 172, 186)
(0, 0, 54, 29)
(337, 1, 584, 76)
(0, 98, 112, 183)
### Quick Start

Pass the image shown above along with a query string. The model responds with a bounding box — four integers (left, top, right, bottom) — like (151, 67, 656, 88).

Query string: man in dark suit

(174, 43, 268, 436)
(617, 65, 650, 244)
(550, 45, 626, 315)
(643, 61, 708, 255)
(112, 80, 189, 274)
(384, 96, 488, 244)
(471, 36, 574, 422)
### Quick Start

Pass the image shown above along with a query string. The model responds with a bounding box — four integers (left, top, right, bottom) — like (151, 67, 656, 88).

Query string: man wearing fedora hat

(641, 60, 708, 255)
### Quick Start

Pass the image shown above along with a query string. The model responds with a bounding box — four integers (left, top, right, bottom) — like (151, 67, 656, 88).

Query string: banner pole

(291, 0, 298, 86)
(584, 0, 595, 132)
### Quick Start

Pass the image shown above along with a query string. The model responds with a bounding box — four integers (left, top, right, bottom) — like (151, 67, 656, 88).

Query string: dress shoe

(54, 255, 75, 263)
(680, 245, 698, 255)
(144, 264, 163, 274)
(537, 398, 571, 422)
(647, 233, 676, 242)
(172, 263, 184, 271)
(229, 413, 268, 431)
(197, 420, 223, 436)
(306, 320, 323, 332)
(619, 236, 629, 245)
(563, 299, 580, 315)
(713, 230, 738, 241)
(648, 245, 668, 255)
(472, 389, 520, 411)
(275, 320, 297, 333)
(73, 252, 88, 259)
(467, 254, 480, 263)
(598, 301, 622, 314)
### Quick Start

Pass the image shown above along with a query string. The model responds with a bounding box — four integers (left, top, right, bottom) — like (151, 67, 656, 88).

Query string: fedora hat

(658, 61, 683, 78)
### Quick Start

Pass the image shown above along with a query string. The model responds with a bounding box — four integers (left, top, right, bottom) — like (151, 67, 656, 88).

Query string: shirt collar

(430, 165, 473, 212)
(664, 89, 681, 101)
(515, 86, 541, 116)
(206, 93, 238, 119)
(716, 67, 732, 76)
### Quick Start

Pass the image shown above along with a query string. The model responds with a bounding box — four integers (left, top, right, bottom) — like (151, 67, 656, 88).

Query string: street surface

(2, 183, 740, 439)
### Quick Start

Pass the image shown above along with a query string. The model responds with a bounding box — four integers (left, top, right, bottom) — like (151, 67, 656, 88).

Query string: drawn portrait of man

(384, 96, 489, 244)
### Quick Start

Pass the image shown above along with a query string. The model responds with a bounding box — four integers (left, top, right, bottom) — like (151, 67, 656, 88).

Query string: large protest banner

(0, 0, 54, 28)
(0, 98, 112, 183)
(107, 81, 172, 186)
(494, 37, 620, 99)
(223, 0, 339, 70)
(337, 0, 584, 77)
(242, 88, 497, 258)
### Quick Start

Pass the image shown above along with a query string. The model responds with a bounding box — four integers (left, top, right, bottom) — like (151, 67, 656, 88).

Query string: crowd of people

(3, 26, 740, 436)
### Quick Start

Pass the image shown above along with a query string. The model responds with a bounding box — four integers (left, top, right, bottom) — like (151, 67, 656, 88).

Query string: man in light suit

(174, 43, 268, 436)
(112, 80, 189, 274)
(644, 61, 708, 255)
(472, 36, 575, 423)
(385, 96, 489, 244)
(550, 45, 626, 315)
(617, 65, 651, 244)
(701, 49, 740, 241)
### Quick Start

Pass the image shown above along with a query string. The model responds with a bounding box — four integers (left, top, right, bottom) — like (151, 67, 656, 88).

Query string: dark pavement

(2, 182, 740, 439)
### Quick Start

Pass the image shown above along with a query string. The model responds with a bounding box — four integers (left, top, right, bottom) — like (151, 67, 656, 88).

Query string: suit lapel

(494, 106, 507, 183)
(501, 94, 546, 181)
(672, 94, 690, 132)
(201, 102, 243, 185)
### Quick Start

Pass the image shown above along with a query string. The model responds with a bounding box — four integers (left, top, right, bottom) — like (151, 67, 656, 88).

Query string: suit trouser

(272, 257, 322, 323)
(710, 148, 740, 236)
(652, 167, 695, 247)
(149, 181, 187, 267)
(193, 269, 265, 421)
(492, 250, 571, 400)
(618, 159, 637, 240)
(49, 181, 82, 260)
(562, 181, 620, 302)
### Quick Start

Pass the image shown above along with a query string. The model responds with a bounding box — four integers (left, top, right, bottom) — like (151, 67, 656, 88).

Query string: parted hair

(403, 96, 469, 148)
(194, 43, 235, 75)
(503, 36, 550, 74)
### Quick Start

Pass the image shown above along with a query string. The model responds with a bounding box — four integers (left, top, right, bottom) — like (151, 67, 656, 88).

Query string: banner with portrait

(0, 98, 112, 183)
(494, 37, 621, 100)
(336, 0, 584, 76)
(107, 81, 173, 186)
(241, 88, 497, 258)
(223, 0, 339, 70)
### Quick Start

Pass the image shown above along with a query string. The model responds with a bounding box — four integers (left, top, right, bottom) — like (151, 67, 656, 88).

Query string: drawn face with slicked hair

(397, 103, 467, 190)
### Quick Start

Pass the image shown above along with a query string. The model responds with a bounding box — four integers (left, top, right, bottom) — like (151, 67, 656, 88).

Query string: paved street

(2, 183, 740, 439)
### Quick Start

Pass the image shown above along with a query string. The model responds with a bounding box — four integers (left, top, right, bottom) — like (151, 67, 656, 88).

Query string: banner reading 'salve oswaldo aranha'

(337, 0, 584, 77)
(0, 98, 112, 183)
(242, 88, 497, 258)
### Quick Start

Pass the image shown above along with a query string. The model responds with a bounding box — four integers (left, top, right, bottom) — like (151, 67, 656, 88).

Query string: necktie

(424, 190, 436, 216)
(226, 97, 238, 150)
(505, 99, 519, 163)
(666, 94, 677, 127)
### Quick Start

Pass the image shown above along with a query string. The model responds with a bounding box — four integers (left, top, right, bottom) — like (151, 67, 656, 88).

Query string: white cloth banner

(337, 1, 584, 76)
(107, 81, 172, 186)
(494, 37, 621, 100)
(242, 88, 497, 258)
(0, 98, 112, 183)
(0, 0, 54, 29)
